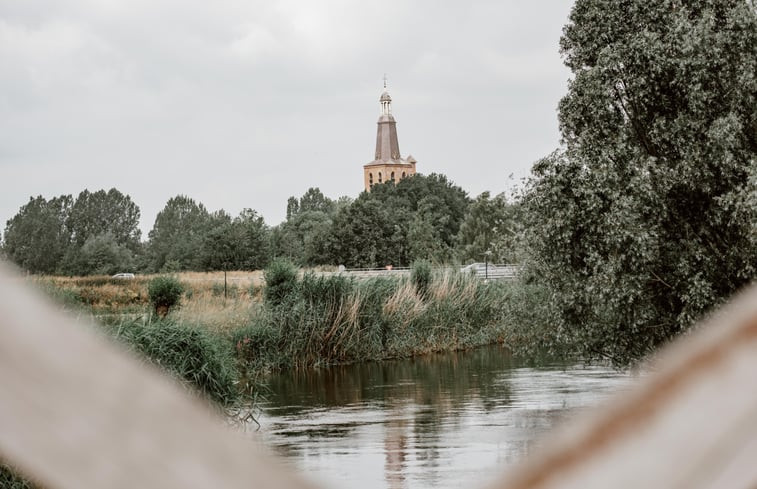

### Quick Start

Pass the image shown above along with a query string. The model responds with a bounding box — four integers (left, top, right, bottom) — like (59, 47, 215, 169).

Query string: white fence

(337, 263, 520, 281)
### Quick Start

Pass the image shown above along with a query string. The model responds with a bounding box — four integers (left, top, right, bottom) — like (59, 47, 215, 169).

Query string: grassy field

(33, 271, 264, 330)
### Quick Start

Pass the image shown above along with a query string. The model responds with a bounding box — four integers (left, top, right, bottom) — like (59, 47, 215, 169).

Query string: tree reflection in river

(254, 345, 633, 489)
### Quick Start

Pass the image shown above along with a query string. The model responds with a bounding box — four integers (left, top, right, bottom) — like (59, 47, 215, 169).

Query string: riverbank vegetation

(36, 262, 522, 378)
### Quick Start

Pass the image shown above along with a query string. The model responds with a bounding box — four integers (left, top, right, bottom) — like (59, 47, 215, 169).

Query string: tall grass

(110, 318, 241, 407)
(234, 267, 516, 372)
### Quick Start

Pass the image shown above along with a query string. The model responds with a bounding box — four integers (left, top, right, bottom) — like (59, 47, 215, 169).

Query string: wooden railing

(1, 260, 756, 488)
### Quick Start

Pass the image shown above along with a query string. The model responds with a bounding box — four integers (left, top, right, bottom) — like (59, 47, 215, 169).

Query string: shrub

(148, 276, 184, 316)
(263, 259, 298, 306)
(410, 260, 432, 297)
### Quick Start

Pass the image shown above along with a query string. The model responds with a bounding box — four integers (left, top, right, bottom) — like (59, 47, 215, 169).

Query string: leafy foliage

(146, 195, 212, 272)
(521, 0, 757, 365)
(326, 197, 402, 267)
(274, 187, 340, 265)
(67, 232, 135, 276)
(66, 188, 141, 250)
(3, 189, 141, 276)
(263, 259, 299, 306)
(325, 174, 470, 267)
(457, 191, 521, 264)
(148, 276, 184, 316)
(2, 195, 72, 274)
(201, 208, 270, 271)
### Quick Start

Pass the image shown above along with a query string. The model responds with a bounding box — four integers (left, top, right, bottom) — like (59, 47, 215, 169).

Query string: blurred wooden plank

(0, 262, 318, 489)
(490, 284, 757, 489)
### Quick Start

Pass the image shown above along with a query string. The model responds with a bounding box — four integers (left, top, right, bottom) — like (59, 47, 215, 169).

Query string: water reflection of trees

(260, 347, 625, 489)
(263, 344, 524, 488)
(264, 344, 518, 418)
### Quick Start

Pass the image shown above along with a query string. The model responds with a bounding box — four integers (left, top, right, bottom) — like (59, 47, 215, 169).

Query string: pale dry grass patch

(429, 270, 478, 305)
(173, 288, 259, 333)
(383, 279, 426, 321)
(32, 271, 265, 326)
(166, 271, 264, 290)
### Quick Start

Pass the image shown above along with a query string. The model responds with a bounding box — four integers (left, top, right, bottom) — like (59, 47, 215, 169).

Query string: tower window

(369, 173, 373, 186)
(390, 172, 395, 182)
(402, 172, 406, 179)
(378, 172, 382, 183)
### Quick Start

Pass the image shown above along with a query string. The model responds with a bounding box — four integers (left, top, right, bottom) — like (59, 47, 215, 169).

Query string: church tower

(363, 81, 417, 191)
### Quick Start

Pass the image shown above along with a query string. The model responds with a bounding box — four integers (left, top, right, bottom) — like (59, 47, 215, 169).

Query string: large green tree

(325, 198, 402, 267)
(522, 0, 757, 364)
(201, 209, 270, 271)
(66, 189, 141, 250)
(147, 195, 212, 271)
(329, 174, 470, 267)
(61, 188, 142, 274)
(69, 232, 135, 276)
(275, 187, 341, 265)
(2, 195, 72, 274)
(456, 191, 521, 264)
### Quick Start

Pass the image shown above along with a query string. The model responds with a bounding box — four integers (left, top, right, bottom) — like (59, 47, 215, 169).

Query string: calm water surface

(253, 345, 636, 489)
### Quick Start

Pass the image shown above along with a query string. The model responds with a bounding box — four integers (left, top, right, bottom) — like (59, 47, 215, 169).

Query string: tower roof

(374, 86, 400, 163)
(365, 80, 416, 169)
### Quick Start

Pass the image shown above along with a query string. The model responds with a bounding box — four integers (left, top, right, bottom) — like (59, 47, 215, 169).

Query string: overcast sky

(0, 0, 574, 238)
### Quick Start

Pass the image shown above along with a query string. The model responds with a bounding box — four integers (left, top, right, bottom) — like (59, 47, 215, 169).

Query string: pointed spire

(375, 80, 400, 161)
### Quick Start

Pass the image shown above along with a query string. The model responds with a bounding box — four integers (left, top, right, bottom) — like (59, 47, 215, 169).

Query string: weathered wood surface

(0, 262, 317, 489)
(1, 258, 757, 488)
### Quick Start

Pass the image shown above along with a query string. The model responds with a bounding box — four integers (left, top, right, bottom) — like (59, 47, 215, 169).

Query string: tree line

(1, 174, 520, 276)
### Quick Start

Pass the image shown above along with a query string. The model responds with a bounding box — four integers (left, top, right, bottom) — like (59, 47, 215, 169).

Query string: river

(253, 344, 636, 489)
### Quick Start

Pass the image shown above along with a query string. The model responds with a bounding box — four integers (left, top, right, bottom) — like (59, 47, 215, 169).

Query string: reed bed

(234, 263, 516, 372)
(33, 264, 521, 412)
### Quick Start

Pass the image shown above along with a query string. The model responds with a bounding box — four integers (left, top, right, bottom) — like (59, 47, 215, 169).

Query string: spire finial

(383, 73, 388, 89)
